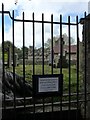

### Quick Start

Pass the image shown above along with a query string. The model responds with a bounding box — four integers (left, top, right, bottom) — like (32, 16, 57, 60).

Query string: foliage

(21, 46, 28, 59)
(44, 34, 75, 48)
(2, 41, 29, 60)
(44, 36, 59, 48)
(4, 53, 8, 62)
(63, 33, 75, 45)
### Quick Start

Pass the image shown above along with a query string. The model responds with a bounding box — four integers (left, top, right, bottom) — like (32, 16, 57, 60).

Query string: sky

(0, 0, 89, 48)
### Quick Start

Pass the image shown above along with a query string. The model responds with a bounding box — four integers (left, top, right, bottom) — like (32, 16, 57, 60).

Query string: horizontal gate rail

(3, 92, 90, 101)
(0, 11, 78, 25)
(2, 99, 90, 111)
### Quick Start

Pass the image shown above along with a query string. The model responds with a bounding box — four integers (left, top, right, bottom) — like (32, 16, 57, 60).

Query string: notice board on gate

(32, 74, 63, 97)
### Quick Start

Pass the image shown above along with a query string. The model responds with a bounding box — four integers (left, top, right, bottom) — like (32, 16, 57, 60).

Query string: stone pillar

(80, 14, 90, 120)
(86, 16, 90, 120)
(0, 45, 2, 120)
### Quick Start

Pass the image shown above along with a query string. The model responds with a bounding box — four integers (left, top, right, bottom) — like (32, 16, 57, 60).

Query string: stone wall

(80, 14, 90, 119)
(0, 46, 2, 120)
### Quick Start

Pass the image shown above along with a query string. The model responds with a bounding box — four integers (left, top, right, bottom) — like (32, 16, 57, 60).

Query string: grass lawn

(5, 64, 83, 105)
(7, 64, 82, 95)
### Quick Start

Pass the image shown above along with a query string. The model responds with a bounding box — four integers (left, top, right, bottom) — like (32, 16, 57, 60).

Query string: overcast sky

(0, 0, 89, 48)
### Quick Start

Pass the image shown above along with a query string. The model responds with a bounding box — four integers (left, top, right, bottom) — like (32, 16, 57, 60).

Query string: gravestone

(7, 47, 18, 67)
(57, 56, 68, 68)
(7, 47, 11, 68)
(55, 37, 68, 68)
(14, 53, 18, 67)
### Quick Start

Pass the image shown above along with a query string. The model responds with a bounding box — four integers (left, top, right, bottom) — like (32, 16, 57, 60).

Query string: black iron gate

(0, 3, 88, 120)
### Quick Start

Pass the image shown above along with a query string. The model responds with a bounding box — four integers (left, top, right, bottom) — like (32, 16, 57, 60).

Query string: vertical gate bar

(33, 13, 35, 76)
(68, 16, 71, 116)
(42, 14, 44, 75)
(42, 13, 45, 112)
(23, 12, 26, 109)
(76, 16, 79, 120)
(84, 12, 87, 120)
(32, 13, 35, 115)
(51, 14, 53, 75)
(60, 14, 62, 113)
(12, 10, 16, 112)
(2, 3, 6, 110)
(51, 14, 54, 112)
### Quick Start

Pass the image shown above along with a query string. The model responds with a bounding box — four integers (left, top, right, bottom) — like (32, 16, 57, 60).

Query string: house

(28, 36, 78, 65)
(53, 38, 77, 65)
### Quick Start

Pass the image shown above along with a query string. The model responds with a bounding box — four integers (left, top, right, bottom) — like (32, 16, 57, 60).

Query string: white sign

(38, 77, 59, 92)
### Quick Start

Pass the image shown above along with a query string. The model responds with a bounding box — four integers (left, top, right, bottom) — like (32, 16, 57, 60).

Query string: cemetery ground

(6, 64, 82, 105)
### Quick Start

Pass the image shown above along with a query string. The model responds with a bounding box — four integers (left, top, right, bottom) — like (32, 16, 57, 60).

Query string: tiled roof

(53, 44, 77, 54)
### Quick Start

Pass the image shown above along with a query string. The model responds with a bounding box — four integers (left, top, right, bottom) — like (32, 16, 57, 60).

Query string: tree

(44, 36, 59, 48)
(2, 41, 29, 59)
(2, 41, 20, 59)
(44, 34, 75, 48)
(44, 38, 51, 48)
(21, 46, 28, 59)
(62, 33, 75, 45)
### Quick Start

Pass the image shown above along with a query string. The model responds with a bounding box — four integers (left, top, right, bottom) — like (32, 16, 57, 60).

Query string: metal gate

(0, 3, 88, 120)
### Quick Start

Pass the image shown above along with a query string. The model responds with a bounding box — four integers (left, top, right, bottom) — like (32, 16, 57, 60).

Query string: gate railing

(0, 3, 88, 120)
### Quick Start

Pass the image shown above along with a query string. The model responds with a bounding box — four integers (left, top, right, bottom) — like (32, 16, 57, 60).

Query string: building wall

(66, 53, 77, 61)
